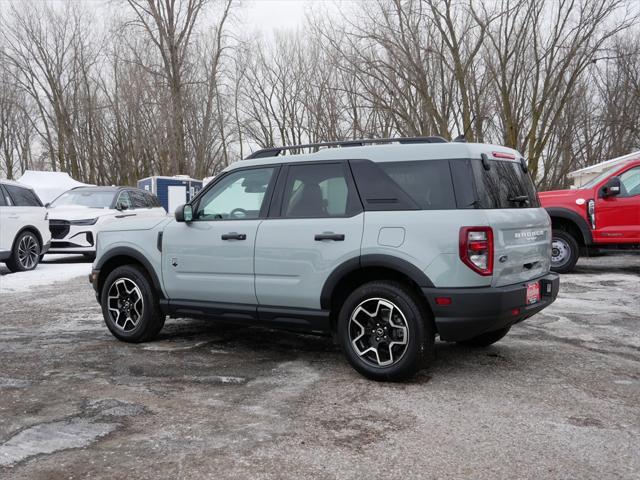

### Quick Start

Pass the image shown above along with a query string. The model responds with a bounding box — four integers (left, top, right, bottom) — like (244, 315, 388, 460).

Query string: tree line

(0, 0, 638, 189)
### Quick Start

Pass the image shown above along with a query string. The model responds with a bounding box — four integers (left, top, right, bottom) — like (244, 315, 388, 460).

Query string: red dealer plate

(526, 281, 541, 305)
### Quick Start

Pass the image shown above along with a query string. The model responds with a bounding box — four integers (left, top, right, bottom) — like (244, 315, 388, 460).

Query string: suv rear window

(378, 160, 456, 209)
(4, 184, 42, 207)
(471, 159, 540, 208)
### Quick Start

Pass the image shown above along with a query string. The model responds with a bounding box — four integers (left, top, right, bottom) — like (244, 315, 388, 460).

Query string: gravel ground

(0, 255, 638, 479)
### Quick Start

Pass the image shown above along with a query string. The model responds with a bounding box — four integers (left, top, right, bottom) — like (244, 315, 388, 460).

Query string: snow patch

(0, 419, 116, 467)
(0, 256, 91, 294)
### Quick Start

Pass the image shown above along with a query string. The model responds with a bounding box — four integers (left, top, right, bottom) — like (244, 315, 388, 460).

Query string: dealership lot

(0, 255, 638, 479)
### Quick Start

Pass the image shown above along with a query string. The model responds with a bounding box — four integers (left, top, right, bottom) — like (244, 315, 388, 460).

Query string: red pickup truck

(539, 157, 640, 273)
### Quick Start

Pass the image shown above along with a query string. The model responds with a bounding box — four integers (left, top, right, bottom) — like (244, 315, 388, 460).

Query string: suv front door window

(161, 166, 277, 305)
(195, 168, 274, 221)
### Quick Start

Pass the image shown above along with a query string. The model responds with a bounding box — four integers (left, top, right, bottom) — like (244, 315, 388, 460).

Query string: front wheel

(338, 281, 435, 381)
(550, 229, 579, 273)
(458, 326, 511, 347)
(100, 265, 165, 343)
(6, 231, 41, 272)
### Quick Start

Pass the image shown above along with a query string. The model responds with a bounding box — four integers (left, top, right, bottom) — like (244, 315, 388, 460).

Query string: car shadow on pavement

(149, 317, 518, 383)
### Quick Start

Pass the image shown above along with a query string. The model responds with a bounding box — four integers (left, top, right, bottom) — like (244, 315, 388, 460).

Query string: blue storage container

(137, 175, 203, 212)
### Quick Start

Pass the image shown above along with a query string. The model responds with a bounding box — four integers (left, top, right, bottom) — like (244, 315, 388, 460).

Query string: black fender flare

(545, 207, 593, 245)
(320, 254, 434, 310)
(95, 246, 163, 294)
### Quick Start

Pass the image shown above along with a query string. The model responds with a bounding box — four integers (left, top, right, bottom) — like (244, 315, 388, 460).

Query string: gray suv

(90, 137, 559, 381)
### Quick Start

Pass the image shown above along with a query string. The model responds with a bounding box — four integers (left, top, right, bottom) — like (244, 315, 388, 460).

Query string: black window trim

(190, 164, 282, 222)
(269, 160, 363, 219)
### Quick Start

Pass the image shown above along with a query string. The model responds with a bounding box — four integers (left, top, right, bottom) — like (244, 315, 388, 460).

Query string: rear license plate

(526, 281, 541, 305)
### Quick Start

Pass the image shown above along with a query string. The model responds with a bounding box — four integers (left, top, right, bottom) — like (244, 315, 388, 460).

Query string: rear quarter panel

(362, 210, 493, 288)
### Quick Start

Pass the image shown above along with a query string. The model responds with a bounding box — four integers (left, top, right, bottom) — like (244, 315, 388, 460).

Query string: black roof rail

(244, 136, 448, 160)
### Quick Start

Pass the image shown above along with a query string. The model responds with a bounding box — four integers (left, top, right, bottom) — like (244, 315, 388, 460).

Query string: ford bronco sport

(540, 155, 640, 273)
(90, 137, 559, 381)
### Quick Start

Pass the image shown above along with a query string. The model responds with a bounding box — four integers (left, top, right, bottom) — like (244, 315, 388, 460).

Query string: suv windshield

(51, 190, 115, 208)
(471, 159, 539, 208)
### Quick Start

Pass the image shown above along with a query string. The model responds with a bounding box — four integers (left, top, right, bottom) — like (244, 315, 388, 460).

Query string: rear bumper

(422, 273, 560, 341)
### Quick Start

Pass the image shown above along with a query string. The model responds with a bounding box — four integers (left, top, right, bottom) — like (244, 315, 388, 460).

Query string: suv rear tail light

(459, 226, 494, 276)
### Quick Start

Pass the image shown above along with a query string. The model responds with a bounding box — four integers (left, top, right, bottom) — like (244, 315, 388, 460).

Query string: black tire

(6, 230, 41, 272)
(100, 264, 165, 343)
(337, 281, 435, 381)
(550, 229, 579, 273)
(458, 326, 511, 347)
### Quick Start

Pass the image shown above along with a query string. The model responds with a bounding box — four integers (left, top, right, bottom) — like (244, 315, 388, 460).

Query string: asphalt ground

(0, 254, 638, 479)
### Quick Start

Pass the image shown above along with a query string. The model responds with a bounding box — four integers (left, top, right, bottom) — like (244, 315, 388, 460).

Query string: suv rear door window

(472, 159, 540, 208)
(130, 190, 148, 209)
(4, 185, 42, 207)
(145, 193, 161, 207)
(281, 163, 361, 218)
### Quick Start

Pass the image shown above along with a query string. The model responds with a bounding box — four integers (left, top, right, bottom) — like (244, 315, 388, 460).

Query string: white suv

(46, 186, 166, 259)
(0, 180, 51, 272)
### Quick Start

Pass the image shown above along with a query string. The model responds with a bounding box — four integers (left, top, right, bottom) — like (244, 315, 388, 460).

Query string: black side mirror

(44, 202, 51, 208)
(116, 203, 129, 211)
(601, 177, 621, 198)
(175, 204, 193, 222)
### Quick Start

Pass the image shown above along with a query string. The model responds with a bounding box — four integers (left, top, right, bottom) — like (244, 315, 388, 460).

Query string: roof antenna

(453, 114, 476, 143)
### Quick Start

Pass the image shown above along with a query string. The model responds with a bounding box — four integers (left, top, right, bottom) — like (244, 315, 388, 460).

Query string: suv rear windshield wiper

(508, 195, 530, 204)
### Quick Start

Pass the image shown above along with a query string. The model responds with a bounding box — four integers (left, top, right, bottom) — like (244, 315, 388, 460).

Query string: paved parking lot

(0, 255, 639, 479)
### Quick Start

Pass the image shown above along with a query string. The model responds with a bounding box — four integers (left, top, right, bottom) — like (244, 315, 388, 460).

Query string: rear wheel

(338, 281, 434, 381)
(100, 265, 165, 343)
(6, 231, 41, 272)
(550, 229, 579, 273)
(458, 326, 511, 347)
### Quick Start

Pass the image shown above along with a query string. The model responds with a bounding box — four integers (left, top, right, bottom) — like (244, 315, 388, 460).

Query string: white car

(0, 179, 51, 272)
(46, 186, 166, 258)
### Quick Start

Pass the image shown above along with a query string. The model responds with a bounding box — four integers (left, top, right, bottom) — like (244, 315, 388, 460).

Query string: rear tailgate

(485, 208, 551, 287)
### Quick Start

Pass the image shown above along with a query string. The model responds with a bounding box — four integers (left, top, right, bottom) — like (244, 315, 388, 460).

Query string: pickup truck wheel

(458, 326, 511, 347)
(101, 265, 165, 343)
(338, 281, 435, 382)
(550, 229, 579, 273)
(6, 231, 41, 272)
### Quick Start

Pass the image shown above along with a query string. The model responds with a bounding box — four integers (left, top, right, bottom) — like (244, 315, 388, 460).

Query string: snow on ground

(0, 255, 91, 294)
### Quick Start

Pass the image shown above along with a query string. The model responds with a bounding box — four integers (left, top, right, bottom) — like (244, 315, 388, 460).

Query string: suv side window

(130, 190, 148, 209)
(116, 191, 132, 210)
(281, 163, 360, 218)
(0, 186, 7, 206)
(3, 184, 42, 207)
(619, 166, 640, 197)
(195, 167, 275, 221)
(145, 192, 161, 208)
